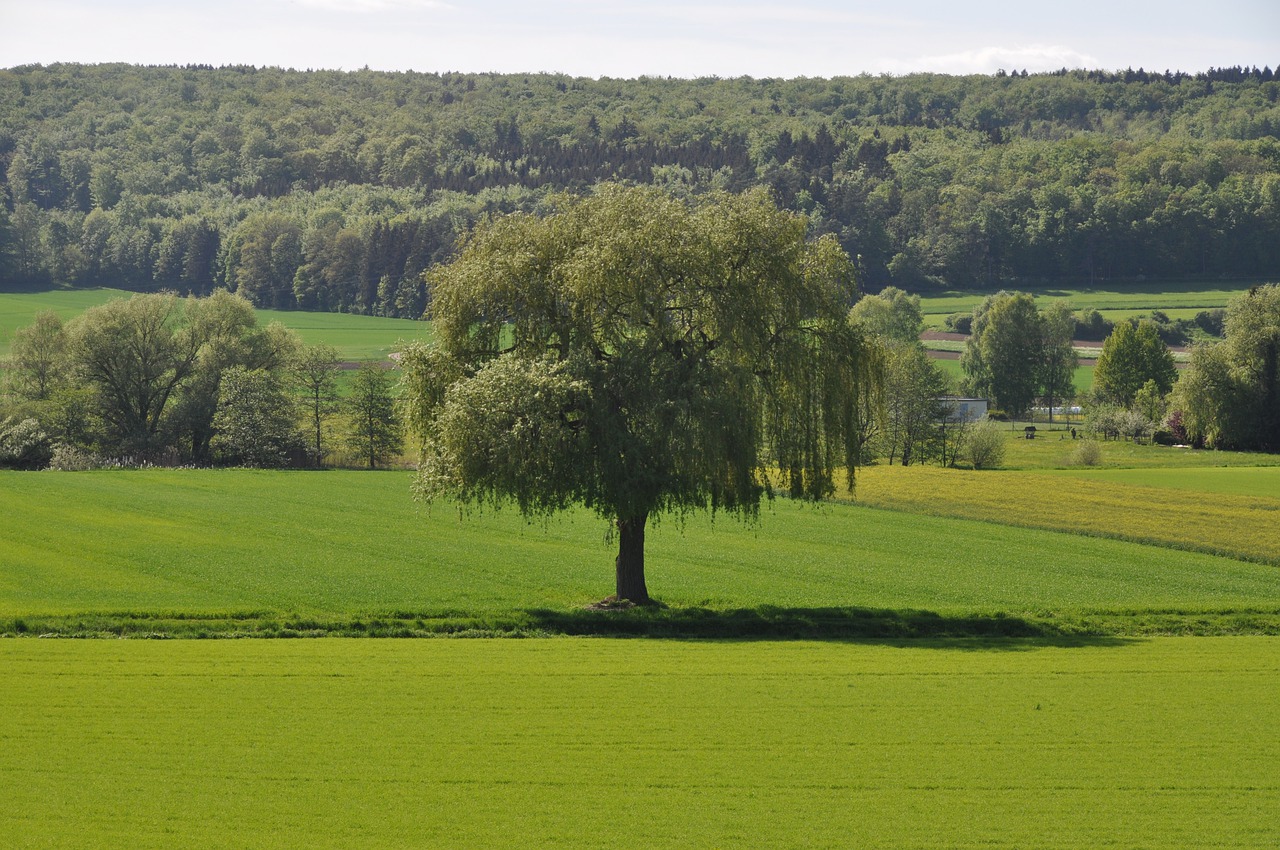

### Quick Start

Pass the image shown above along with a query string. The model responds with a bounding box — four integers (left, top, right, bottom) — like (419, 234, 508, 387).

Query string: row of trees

(3, 64, 1280, 310)
(0, 291, 403, 469)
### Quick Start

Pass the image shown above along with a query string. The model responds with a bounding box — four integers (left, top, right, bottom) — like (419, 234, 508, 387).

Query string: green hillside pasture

(0, 288, 123, 356)
(3, 469, 1280, 636)
(255, 307, 432, 361)
(916, 281, 1259, 326)
(855, 464, 1280, 568)
(2, 638, 1277, 849)
(0, 290, 431, 361)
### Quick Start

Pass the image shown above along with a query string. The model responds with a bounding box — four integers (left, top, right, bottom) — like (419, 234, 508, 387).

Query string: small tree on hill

(292, 343, 342, 465)
(346, 363, 401, 469)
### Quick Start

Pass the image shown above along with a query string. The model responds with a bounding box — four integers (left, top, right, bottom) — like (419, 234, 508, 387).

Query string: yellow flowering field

(852, 464, 1280, 566)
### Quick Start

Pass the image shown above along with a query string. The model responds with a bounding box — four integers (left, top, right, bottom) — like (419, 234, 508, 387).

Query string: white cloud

(285, 0, 451, 12)
(904, 44, 1102, 75)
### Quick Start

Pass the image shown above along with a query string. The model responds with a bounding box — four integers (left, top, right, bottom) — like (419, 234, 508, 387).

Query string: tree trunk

(615, 513, 650, 604)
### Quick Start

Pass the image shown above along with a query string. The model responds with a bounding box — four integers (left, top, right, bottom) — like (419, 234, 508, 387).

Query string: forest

(1, 63, 1278, 316)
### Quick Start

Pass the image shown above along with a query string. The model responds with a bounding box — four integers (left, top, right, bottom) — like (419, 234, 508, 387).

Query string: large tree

(1174, 284, 1280, 450)
(65, 293, 207, 453)
(401, 185, 878, 604)
(1093, 319, 1177, 406)
(961, 291, 1043, 417)
(1038, 300, 1079, 422)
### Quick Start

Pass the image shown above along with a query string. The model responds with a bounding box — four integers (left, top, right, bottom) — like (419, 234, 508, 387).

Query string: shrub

(0, 417, 53, 469)
(944, 313, 972, 334)
(961, 420, 1006, 470)
(1193, 309, 1226, 337)
(1069, 440, 1103, 466)
(46, 444, 102, 471)
(1074, 308, 1113, 341)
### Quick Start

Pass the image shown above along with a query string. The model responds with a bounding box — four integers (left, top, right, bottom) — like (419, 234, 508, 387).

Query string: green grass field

(0, 289, 431, 360)
(3, 467, 1280, 638)
(932, 355, 1095, 393)
(2, 637, 1277, 849)
(916, 280, 1266, 327)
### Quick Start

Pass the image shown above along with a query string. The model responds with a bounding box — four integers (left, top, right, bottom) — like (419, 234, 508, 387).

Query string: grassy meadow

(3, 637, 1278, 849)
(0, 289, 430, 360)
(916, 279, 1265, 328)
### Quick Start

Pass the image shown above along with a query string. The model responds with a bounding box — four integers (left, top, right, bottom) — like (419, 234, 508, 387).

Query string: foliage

(878, 342, 948, 466)
(404, 185, 877, 602)
(1069, 439, 1103, 466)
(3, 290, 305, 463)
(210, 367, 303, 468)
(3, 65, 1280, 312)
(0, 415, 52, 468)
(345, 363, 401, 469)
(3, 309, 66, 401)
(848, 286, 923, 344)
(1093, 319, 1177, 405)
(1174, 284, 1280, 451)
(290, 343, 342, 464)
(961, 291, 1042, 416)
(959, 419, 1007, 469)
(1133, 378, 1168, 424)
(1038, 300, 1079, 417)
(63, 292, 205, 453)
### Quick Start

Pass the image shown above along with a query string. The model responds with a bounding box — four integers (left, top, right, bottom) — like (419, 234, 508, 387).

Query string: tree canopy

(401, 185, 878, 603)
(1093, 319, 1177, 406)
(3, 64, 1280, 311)
(1174, 284, 1280, 450)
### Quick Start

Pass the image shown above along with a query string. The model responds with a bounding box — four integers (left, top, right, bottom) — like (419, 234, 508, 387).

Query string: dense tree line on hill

(1, 63, 1279, 314)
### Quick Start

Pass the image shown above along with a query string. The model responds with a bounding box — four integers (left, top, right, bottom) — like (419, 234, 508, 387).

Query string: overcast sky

(1, 0, 1276, 78)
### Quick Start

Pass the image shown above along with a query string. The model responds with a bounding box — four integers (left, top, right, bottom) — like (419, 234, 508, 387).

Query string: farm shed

(940, 397, 988, 423)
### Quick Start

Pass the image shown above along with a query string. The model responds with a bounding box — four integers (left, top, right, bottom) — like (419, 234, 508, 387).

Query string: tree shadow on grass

(520, 605, 1136, 648)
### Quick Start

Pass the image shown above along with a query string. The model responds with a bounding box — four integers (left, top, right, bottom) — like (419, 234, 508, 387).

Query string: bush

(961, 420, 1006, 470)
(1069, 440, 1103, 466)
(46, 444, 103, 471)
(1074, 308, 1113, 341)
(1193, 309, 1226, 337)
(0, 417, 54, 469)
(944, 313, 972, 334)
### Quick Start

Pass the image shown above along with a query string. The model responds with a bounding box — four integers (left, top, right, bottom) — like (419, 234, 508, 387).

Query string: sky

(1, 0, 1277, 79)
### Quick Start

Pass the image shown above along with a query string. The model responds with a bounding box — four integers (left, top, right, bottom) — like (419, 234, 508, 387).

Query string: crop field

(2, 637, 1277, 849)
(853, 464, 1280, 569)
(0, 290, 430, 360)
(916, 280, 1264, 327)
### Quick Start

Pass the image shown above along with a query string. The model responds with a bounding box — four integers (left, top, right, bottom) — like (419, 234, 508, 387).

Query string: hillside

(2, 64, 1279, 314)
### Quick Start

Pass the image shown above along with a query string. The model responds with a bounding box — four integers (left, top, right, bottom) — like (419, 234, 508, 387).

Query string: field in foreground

(2, 637, 1277, 849)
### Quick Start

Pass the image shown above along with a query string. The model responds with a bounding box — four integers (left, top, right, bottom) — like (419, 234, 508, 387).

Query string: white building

(940, 397, 988, 423)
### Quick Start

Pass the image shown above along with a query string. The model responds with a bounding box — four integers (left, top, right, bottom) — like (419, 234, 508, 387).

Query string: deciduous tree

(346, 362, 401, 469)
(961, 291, 1043, 417)
(1093, 319, 1176, 406)
(401, 185, 877, 604)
